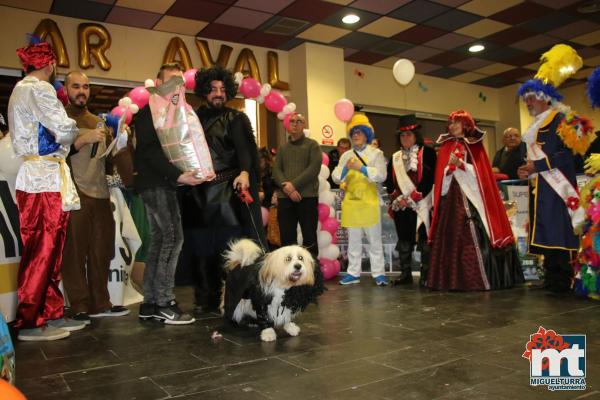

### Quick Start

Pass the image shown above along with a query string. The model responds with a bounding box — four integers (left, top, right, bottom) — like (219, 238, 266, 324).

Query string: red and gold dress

(427, 130, 523, 291)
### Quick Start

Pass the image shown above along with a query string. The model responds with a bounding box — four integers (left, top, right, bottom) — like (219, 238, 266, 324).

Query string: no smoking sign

(321, 124, 334, 145)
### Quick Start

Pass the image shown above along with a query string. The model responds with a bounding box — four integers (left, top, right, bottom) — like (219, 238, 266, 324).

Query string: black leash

(235, 185, 268, 253)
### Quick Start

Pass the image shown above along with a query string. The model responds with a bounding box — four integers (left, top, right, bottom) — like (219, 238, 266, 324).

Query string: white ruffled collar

(523, 108, 553, 144)
(401, 145, 419, 172)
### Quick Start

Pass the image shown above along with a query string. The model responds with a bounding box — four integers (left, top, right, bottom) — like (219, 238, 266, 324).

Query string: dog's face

(260, 245, 315, 288)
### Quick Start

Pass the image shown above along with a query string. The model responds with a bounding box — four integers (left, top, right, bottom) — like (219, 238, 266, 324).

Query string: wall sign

(321, 124, 334, 145)
(31, 18, 289, 90)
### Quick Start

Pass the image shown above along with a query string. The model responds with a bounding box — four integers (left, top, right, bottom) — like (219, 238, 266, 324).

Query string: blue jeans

(140, 187, 183, 306)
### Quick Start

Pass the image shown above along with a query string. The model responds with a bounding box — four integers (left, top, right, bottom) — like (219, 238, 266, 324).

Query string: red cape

(429, 136, 514, 248)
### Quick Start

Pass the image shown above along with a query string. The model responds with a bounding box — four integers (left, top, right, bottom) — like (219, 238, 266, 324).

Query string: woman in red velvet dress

(427, 110, 523, 291)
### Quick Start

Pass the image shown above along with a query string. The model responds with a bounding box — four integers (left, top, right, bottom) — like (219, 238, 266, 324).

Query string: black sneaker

(154, 300, 195, 325)
(90, 306, 131, 318)
(71, 312, 91, 325)
(393, 271, 413, 286)
(139, 303, 156, 321)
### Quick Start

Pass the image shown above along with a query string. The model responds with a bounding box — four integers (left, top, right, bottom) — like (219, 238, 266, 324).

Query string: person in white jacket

(8, 40, 85, 341)
(332, 113, 388, 286)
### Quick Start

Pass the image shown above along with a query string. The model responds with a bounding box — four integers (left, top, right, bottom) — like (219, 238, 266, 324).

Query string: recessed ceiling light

(577, 0, 600, 14)
(469, 44, 485, 53)
(342, 14, 360, 24)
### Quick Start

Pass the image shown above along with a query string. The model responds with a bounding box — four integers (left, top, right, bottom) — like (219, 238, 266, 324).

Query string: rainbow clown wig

(518, 44, 582, 103)
(347, 113, 374, 144)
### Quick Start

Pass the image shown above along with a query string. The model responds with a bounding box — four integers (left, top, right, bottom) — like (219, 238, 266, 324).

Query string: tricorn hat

(397, 114, 420, 133)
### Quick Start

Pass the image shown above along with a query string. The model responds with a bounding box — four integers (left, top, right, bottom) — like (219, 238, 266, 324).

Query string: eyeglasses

(289, 119, 305, 125)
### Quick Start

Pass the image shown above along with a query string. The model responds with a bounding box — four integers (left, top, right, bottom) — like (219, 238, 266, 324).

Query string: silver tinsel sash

(148, 77, 215, 180)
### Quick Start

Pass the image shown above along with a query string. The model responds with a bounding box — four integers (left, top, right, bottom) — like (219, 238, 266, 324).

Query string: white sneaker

(18, 326, 70, 341)
(47, 317, 87, 332)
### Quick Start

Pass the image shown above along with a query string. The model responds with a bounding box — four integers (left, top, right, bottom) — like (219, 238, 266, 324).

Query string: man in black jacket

(184, 66, 266, 314)
(327, 138, 350, 189)
(492, 127, 525, 180)
(133, 63, 205, 325)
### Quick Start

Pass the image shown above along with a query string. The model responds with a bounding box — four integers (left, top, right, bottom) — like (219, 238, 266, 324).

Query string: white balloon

(320, 244, 340, 260)
(317, 221, 322, 231)
(0, 134, 22, 178)
(277, 111, 286, 120)
(392, 59, 415, 86)
(303, 129, 310, 137)
(121, 97, 133, 107)
(144, 79, 155, 88)
(256, 95, 264, 104)
(317, 230, 333, 248)
(287, 102, 296, 112)
(118, 98, 126, 107)
(282, 104, 293, 114)
(129, 104, 139, 114)
(329, 206, 335, 218)
(260, 83, 271, 97)
(318, 177, 330, 193)
(319, 190, 335, 206)
(319, 164, 330, 180)
(234, 72, 244, 85)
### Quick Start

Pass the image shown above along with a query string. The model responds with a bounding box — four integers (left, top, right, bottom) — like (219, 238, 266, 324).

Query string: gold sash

(23, 155, 80, 211)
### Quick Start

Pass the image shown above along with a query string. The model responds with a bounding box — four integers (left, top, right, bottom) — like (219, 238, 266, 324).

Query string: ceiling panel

(358, 16, 414, 37)
(351, 0, 412, 15)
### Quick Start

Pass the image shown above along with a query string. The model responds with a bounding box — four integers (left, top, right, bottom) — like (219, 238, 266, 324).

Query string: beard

(68, 94, 88, 108)
(208, 97, 225, 109)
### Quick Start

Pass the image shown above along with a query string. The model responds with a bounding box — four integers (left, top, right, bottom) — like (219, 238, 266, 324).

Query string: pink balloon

(129, 86, 150, 109)
(322, 152, 329, 166)
(111, 106, 132, 125)
(283, 112, 296, 132)
(183, 68, 198, 90)
(334, 98, 354, 122)
(261, 206, 269, 227)
(321, 217, 339, 236)
(317, 203, 330, 222)
(264, 90, 287, 113)
(320, 258, 341, 280)
(333, 259, 340, 270)
(239, 77, 261, 98)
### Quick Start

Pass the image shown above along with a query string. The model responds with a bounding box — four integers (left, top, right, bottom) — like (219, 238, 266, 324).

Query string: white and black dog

(222, 239, 324, 342)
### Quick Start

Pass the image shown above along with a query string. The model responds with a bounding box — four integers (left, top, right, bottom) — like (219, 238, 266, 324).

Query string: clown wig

(347, 113, 374, 144)
(194, 66, 238, 100)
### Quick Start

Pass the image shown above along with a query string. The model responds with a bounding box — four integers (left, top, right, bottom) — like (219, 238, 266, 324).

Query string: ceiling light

(469, 44, 485, 53)
(342, 14, 360, 24)
(577, 0, 600, 14)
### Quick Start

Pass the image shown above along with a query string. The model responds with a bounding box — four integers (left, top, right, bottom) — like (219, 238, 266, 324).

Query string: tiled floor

(13, 281, 600, 399)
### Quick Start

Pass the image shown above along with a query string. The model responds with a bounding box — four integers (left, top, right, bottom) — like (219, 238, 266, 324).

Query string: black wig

(194, 66, 238, 100)
(397, 128, 424, 148)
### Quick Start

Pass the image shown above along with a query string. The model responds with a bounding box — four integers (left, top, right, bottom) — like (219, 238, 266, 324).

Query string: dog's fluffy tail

(223, 239, 263, 271)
